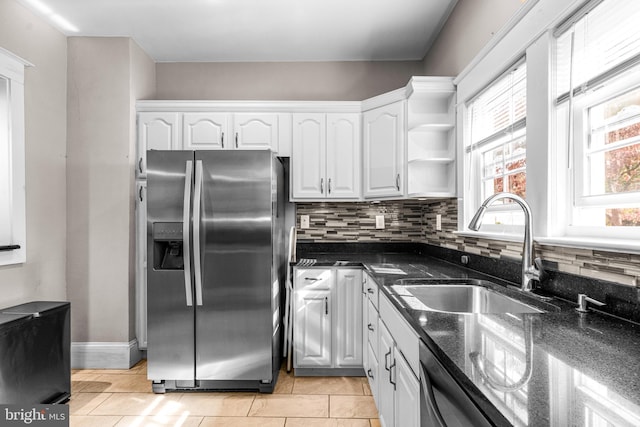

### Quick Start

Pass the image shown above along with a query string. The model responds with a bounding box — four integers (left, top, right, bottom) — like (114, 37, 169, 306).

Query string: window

(555, 0, 640, 239)
(0, 49, 27, 265)
(465, 61, 527, 232)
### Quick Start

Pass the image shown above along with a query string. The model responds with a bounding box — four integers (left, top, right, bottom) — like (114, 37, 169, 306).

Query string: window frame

(462, 59, 528, 236)
(455, 0, 640, 253)
(0, 48, 28, 266)
(565, 67, 640, 240)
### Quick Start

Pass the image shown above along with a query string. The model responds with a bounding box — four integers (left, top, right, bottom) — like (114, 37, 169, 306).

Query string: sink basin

(392, 284, 543, 314)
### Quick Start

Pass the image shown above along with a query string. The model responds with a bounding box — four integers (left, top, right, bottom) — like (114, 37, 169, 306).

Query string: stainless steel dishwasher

(419, 339, 493, 427)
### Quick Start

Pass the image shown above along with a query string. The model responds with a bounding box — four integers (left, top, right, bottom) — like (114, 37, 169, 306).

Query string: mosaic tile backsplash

(296, 198, 640, 287)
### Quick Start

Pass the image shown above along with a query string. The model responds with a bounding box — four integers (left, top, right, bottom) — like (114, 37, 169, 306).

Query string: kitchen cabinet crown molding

(136, 100, 362, 113)
(361, 87, 406, 112)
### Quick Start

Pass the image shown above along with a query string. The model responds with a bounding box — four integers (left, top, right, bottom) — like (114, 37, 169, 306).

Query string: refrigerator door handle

(193, 160, 204, 306)
(183, 160, 194, 307)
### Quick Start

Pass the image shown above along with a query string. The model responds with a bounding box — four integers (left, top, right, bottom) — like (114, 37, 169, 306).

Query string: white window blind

(556, 0, 640, 103)
(468, 62, 526, 148)
(465, 61, 527, 230)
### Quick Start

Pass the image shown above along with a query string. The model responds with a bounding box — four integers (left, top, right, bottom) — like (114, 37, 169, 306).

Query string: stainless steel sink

(392, 284, 543, 314)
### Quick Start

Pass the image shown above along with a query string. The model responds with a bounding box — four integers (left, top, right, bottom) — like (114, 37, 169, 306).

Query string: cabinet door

(233, 113, 278, 151)
(294, 268, 333, 368)
(326, 113, 361, 199)
(135, 181, 147, 350)
(334, 269, 363, 367)
(378, 322, 395, 427)
(294, 288, 332, 368)
(363, 102, 405, 198)
(394, 350, 420, 427)
(183, 113, 229, 150)
(137, 113, 180, 178)
(292, 113, 327, 198)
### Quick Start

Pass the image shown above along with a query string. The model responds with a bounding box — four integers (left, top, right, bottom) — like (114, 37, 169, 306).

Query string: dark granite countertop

(294, 248, 640, 427)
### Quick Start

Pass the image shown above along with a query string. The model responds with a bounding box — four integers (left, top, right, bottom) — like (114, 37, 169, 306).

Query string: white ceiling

(18, 0, 458, 62)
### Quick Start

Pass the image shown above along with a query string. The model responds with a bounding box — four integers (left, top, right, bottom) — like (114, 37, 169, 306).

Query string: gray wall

(67, 37, 155, 343)
(422, 0, 525, 76)
(0, 0, 68, 307)
(156, 61, 424, 100)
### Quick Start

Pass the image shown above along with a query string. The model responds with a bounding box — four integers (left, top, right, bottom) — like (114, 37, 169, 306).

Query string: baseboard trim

(72, 339, 142, 369)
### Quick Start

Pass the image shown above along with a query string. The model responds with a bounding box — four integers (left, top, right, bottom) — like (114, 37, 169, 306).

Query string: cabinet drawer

(380, 292, 419, 376)
(363, 273, 379, 309)
(366, 299, 379, 360)
(295, 268, 333, 290)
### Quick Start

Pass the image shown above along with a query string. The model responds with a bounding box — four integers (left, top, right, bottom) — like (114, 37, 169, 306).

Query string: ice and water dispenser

(153, 222, 184, 270)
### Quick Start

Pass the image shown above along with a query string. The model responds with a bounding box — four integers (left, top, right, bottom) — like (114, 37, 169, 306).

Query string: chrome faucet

(468, 192, 545, 292)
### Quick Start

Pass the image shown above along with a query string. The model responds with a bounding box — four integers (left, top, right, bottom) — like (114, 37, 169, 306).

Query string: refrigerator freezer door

(147, 150, 196, 382)
(195, 150, 274, 381)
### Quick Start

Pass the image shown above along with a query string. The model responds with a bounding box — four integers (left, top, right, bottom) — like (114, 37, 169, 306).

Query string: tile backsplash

(296, 198, 640, 287)
(295, 201, 424, 242)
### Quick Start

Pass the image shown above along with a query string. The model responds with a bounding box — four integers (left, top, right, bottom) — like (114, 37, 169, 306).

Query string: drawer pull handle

(367, 323, 374, 331)
(304, 277, 319, 281)
(367, 288, 374, 294)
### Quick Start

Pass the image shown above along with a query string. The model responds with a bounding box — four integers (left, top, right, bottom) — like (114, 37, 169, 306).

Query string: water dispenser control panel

(153, 222, 183, 240)
(152, 222, 184, 270)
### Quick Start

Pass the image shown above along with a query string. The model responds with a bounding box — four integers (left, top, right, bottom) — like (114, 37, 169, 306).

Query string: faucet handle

(576, 294, 606, 313)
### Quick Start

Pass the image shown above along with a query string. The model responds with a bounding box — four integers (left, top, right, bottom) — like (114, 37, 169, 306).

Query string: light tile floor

(70, 360, 380, 427)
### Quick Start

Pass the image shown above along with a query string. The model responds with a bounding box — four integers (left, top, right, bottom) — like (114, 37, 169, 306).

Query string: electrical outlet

(376, 215, 385, 229)
(436, 214, 442, 231)
(300, 215, 310, 229)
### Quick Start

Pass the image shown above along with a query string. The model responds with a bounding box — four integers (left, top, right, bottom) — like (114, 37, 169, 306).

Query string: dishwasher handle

(419, 340, 494, 427)
(420, 363, 447, 427)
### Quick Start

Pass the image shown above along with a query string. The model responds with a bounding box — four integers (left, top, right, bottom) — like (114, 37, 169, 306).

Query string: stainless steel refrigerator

(146, 150, 287, 393)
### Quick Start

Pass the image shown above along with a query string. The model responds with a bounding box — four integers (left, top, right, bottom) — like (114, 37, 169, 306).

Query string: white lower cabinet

(295, 287, 333, 367)
(293, 268, 363, 372)
(364, 279, 420, 427)
(378, 322, 395, 427)
(335, 269, 363, 367)
(394, 348, 420, 427)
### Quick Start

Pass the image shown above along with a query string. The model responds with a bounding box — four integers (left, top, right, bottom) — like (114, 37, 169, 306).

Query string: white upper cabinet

(183, 113, 229, 150)
(326, 114, 361, 199)
(136, 103, 293, 160)
(183, 112, 278, 151)
(234, 113, 279, 151)
(137, 112, 181, 178)
(292, 112, 360, 200)
(292, 114, 326, 198)
(363, 101, 405, 199)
